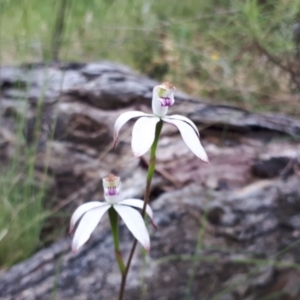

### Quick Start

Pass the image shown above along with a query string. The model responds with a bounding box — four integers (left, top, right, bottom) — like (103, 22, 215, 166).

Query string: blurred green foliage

(0, 105, 47, 266)
(0, 0, 300, 112)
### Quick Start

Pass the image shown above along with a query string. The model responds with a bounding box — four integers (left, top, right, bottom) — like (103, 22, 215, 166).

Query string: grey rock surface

(0, 61, 300, 300)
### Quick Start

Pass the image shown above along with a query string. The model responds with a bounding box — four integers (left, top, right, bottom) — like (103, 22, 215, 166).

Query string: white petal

(72, 204, 110, 253)
(70, 202, 107, 233)
(118, 199, 157, 228)
(131, 116, 160, 157)
(152, 86, 169, 117)
(114, 111, 149, 145)
(165, 115, 199, 136)
(114, 204, 150, 251)
(163, 118, 209, 162)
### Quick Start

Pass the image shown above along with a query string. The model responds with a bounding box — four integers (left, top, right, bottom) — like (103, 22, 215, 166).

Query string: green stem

(108, 207, 126, 275)
(118, 120, 163, 300)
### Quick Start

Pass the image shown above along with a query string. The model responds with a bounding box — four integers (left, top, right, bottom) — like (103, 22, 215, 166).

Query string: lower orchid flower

(113, 82, 208, 162)
(70, 174, 154, 253)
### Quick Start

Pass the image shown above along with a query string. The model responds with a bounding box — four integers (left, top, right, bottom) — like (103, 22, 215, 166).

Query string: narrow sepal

(163, 118, 208, 162)
(72, 204, 110, 253)
(131, 116, 160, 157)
(70, 202, 107, 233)
(114, 111, 149, 146)
(118, 199, 157, 229)
(165, 115, 199, 136)
(113, 204, 151, 251)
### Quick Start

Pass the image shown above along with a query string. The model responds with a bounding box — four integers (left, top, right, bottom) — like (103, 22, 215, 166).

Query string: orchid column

(114, 82, 208, 300)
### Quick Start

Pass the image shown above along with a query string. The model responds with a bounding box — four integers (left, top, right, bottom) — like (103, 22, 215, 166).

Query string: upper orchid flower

(70, 174, 154, 253)
(114, 82, 208, 162)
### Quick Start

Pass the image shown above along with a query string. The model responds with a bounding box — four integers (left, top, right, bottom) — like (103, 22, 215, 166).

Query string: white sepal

(166, 115, 199, 136)
(163, 118, 208, 163)
(114, 111, 149, 145)
(70, 202, 107, 233)
(131, 116, 160, 157)
(113, 204, 150, 251)
(118, 198, 156, 228)
(72, 204, 110, 253)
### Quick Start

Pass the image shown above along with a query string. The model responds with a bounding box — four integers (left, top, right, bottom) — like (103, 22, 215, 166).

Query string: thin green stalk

(140, 248, 148, 300)
(108, 207, 126, 275)
(118, 120, 163, 300)
(184, 208, 208, 300)
(51, 0, 70, 61)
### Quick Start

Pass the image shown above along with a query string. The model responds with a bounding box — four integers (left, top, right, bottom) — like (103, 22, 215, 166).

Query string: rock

(1, 62, 300, 300)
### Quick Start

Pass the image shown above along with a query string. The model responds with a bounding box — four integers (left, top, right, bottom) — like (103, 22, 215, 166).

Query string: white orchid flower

(114, 82, 208, 162)
(70, 174, 154, 253)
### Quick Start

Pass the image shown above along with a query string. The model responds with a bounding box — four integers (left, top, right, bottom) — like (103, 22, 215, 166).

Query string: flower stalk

(108, 207, 125, 275)
(118, 120, 163, 300)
